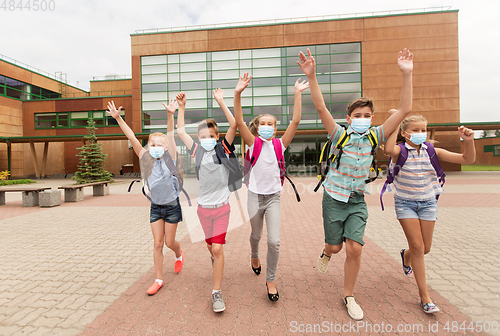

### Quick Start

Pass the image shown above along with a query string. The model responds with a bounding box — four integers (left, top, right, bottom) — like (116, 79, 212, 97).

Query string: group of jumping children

(106, 48, 476, 319)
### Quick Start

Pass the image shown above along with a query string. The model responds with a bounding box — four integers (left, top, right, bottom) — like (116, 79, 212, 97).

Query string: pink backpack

(244, 137, 300, 202)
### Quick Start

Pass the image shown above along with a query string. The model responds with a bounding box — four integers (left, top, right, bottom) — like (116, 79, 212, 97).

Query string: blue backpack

(380, 142, 445, 211)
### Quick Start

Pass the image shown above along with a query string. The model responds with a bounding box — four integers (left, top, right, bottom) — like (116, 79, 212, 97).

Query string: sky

(1, 0, 499, 123)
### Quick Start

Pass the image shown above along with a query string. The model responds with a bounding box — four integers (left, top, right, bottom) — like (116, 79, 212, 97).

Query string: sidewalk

(0, 172, 498, 335)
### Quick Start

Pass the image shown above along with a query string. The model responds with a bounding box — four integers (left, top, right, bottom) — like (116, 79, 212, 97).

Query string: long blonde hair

(396, 115, 430, 144)
(249, 114, 277, 137)
(148, 132, 184, 181)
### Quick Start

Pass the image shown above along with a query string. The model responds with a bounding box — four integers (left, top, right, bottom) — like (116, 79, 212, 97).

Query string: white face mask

(350, 118, 372, 134)
(258, 125, 274, 139)
(200, 138, 217, 151)
(149, 146, 164, 159)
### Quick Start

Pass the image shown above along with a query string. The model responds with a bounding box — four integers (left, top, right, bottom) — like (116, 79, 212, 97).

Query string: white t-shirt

(247, 137, 286, 195)
(197, 148, 231, 206)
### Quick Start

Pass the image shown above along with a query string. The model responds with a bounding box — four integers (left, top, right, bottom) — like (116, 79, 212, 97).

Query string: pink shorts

(197, 202, 231, 245)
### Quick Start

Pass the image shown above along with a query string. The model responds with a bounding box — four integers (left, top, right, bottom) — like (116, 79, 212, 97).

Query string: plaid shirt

(323, 123, 385, 203)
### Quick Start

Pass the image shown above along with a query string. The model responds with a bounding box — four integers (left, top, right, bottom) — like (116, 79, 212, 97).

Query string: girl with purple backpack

(234, 73, 309, 301)
(383, 111, 476, 313)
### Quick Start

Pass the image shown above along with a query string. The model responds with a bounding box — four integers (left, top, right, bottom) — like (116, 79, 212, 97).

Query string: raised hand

(162, 96, 178, 115)
(458, 126, 475, 142)
(294, 78, 310, 94)
(106, 101, 122, 119)
(213, 88, 225, 102)
(398, 48, 413, 73)
(388, 108, 398, 116)
(176, 92, 186, 107)
(235, 73, 252, 94)
(297, 48, 316, 77)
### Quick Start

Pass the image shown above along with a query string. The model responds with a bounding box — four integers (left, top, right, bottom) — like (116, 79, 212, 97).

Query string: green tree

(72, 118, 113, 184)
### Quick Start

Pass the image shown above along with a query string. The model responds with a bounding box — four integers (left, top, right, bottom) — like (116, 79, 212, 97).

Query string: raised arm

(163, 97, 178, 159)
(297, 48, 336, 135)
(435, 126, 476, 164)
(281, 79, 309, 148)
(234, 73, 255, 147)
(172, 92, 194, 150)
(383, 109, 402, 160)
(213, 88, 236, 145)
(382, 49, 413, 136)
(106, 101, 145, 158)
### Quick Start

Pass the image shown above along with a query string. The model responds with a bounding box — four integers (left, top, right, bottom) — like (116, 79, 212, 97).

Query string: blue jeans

(394, 196, 438, 221)
(150, 198, 183, 224)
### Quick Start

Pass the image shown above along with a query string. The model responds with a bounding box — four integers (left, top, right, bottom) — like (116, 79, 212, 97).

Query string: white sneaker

(345, 296, 363, 320)
(317, 249, 331, 274)
(212, 291, 225, 313)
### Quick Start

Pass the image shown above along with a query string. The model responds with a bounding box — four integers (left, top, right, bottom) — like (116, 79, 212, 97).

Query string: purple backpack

(380, 142, 445, 210)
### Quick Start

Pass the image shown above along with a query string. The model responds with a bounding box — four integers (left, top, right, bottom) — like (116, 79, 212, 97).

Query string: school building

(1, 7, 499, 178)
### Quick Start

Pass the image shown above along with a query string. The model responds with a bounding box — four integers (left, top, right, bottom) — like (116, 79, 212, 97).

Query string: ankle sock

(212, 289, 221, 295)
(175, 254, 183, 261)
(155, 279, 163, 285)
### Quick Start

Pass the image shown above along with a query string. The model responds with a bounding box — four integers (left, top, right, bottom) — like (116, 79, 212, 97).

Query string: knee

(154, 240, 164, 251)
(326, 244, 342, 255)
(164, 239, 176, 250)
(212, 244, 223, 258)
(267, 237, 280, 251)
(409, 242, 425, 256)
(346, 242, 362, 259)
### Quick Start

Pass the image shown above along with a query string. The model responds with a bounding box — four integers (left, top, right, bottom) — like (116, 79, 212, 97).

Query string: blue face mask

(407, 132, 427, 145)
(149, 146, 164, 159)
(350, 118, 372, 134)
(200, 138, 217, 151)
(258, 125, 275, 139)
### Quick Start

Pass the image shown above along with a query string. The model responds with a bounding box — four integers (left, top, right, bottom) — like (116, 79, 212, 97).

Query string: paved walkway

(0, 172, 498, 335)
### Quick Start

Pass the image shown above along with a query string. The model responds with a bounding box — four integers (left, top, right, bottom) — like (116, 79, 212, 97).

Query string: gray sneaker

(212, 291, 225, 313)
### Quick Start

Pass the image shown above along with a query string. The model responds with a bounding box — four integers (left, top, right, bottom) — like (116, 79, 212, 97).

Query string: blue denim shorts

(150, 198, 183, 224)
(394, 196, 438, 221)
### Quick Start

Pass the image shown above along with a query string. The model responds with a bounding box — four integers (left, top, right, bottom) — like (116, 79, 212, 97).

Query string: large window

(0, 75, 61, 100)
(141, 42, 362, 133)
(34, 110, 124, 129)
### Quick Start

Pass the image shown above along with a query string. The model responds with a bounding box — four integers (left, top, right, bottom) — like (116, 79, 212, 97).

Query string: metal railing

(134, 6, 453, 34)
(0, 54, 69, 84)
(92, 75, 132, 81)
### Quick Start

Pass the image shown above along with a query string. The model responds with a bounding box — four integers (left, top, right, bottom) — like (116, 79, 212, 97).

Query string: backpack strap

(364, 129, 380, 184)
(162, 151, 192, 206)
(215, 138, 243, 192)
(424, 142, 446, 200)
(244, 137, 263, 187)
(271, 138, 300, 202)
(313, 127, 348, 192)
(380, 142, 408, 211)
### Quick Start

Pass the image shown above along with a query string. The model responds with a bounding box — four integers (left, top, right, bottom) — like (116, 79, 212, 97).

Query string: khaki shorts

(322, 192, 368, 246)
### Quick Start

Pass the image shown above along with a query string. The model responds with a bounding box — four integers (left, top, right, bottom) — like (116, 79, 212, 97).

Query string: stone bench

(0, 186, 52, 207)
(39, 190, 62, 207)
(58, 181, 111, 202)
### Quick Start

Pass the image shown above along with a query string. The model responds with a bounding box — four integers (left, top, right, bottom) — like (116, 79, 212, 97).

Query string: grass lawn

(0, 179, 36, 186)
(461, 165, 500, 171)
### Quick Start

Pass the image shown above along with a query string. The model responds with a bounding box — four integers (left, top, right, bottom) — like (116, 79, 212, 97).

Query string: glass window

(330, 103, 349, 113)
(253, 58, 281, 68)
(142, 55, 167, 65)
(58, 113, 68, 127)
(142, 83, 168, 92)
(181, 72, 206, 81)
(331, 63, 361, 73)
(180, 53, 206, 63)
(143, 92, 168, 101)
(331, 73, 361, 83)
(183, 90, 207, 99)
(143, 101, 165, 111)
(168, 82, 180, 91)
(252, 77, 281, 87)
(35, 114, 57, 128)
(239, 50, 252, 59)
(142, 64, 167, 74)
(315, 54, 330, 64)
(331, 53, 361, 64)
(212, 50, 239, 61)
(332, 92, 361, 103)
(253, 68, 281, 78)
(142, 74, 168, 84)
(253, 96, 281, 106)
(212, 70, 239, 80)
(331, 83, 361, 93)
(185, 99, 207, 108)
(168, 54, 180, 63)
(180, 81, 206, 90)
(240, 60, 252, 68)
(253, 48, 280, 58)
(212, 60, 239, 70)
(316, 44, 330, 54)
(331, 43, 360, 53)
(253, 86, 281, 96)
(180, 62, 207, 72)
(211, 79, 238, 89)
(168, 73, 180, 82)
(168, 64, 180, 72)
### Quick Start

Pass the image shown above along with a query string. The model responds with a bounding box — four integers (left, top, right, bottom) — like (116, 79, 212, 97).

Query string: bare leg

(150, 219, 166, 279)
(343, 239, 362, 297)
(164, 222, 181, 258)
(212, 243, 224, 291)
(400, 218, 434, 304)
